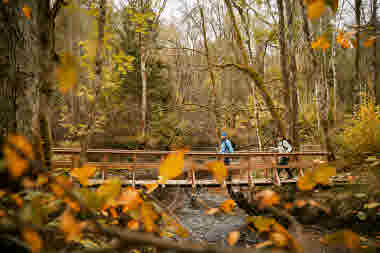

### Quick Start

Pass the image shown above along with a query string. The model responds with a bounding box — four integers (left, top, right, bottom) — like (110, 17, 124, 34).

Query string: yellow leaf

(205, 207, 220, 215)
(60, 210, 87, 241)
(206, 161, 227, 184)
(297, 171, 316, 191)
(320, 230, 360, 249)
(4, 135, 34, 178)
(97, 178, 122, 206)
(269, 232, 288, 247)
(363, 37, 376, 48)
(308, 0, 326, 19)
(22, 228, 43, 253)
(0, 190, 6, 198)
(56, 53, 78, 94)
(128, 220, 140, 230)
(22, 5, 32, 19)
(246, 216, 276, 233)
(220, 199, 236, 213)
(71, 164, 97, 186)
(256, 189, 280, 209)
(158, 151, 185, 183)
(227, 231, 240, 246)
(141, 202, 159, 233)
(313, 165, 336, 185)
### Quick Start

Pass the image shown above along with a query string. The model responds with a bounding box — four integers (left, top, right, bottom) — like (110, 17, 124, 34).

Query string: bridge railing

(51, 148, 330, 187)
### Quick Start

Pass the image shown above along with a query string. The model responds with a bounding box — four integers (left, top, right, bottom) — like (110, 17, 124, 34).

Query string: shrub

(334, 102, 380, 160)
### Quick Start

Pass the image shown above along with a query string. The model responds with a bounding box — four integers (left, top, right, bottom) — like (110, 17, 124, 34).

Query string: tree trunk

(80, 0, 106, 165)
(354, 0, 362, 106)
(224, 0, 287, 137)
(141, 45, 147, 138)
(0, 0, 58, 153)
(198, 2, 220, 142)
(371, 0, 380, 105)
(284, 0, 299, 150)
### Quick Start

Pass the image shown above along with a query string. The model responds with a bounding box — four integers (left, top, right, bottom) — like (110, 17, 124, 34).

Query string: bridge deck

(88, 177, 348, 187)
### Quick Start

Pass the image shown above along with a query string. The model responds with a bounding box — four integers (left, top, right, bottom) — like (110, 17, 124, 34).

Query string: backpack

(223, 139, 236, 152)
(280, 138, 293, 153)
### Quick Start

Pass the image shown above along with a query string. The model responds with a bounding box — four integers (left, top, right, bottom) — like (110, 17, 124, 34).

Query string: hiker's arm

(227, 140, 234, 152)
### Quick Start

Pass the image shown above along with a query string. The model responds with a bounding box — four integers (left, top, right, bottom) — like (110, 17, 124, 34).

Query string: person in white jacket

(273, 134, 294, 179)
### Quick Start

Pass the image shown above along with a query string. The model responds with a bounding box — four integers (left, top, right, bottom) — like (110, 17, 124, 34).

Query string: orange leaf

(227, 231, 240, 246)
(64, 198, 80, 212)
(220, 199, 236, 213)
(0, 209, 6, 217)
(4, 135, 34, 178)
(56, 175, 72, 188)
(256, 190, 280, 209)
(205, 207, 220, 215)
(71, 164, 97, 186)
(128, 220, 140, 230)
(269, 232, 288, 247)
(109, 207, 118, 219)
(22, 5, 32, 19)
(308, 0, 326, 20)
(50, 183, 65, 197)
(363, 37, 376, 48)
(3, 0, 9, 4)
(144, 182, 159, 194)
(159, 151, 185, 183)
(60, 210, 87, 241)
(0, 190, 6, 198)
(295, 199, 307, 208)
(283, 202, 293, 210)
(206, 161, 227, 184)
(22, 228, 43, 253)
(36, 174, 49, 187)
(11, 193, 23, 207)
(312, 36, 330, 50)
(141, 202, 159, 233)
(297, 171, 316, 191)
(117, 187, 143, 212)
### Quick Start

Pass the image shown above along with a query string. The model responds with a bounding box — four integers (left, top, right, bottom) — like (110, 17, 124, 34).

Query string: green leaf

(364, 202, 380, 209)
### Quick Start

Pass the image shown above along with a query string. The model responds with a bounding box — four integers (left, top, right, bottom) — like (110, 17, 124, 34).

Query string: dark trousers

(278, 157, 293, 178)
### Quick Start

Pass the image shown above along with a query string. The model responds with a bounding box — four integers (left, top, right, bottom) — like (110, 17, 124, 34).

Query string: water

(173, 189, 259, 246)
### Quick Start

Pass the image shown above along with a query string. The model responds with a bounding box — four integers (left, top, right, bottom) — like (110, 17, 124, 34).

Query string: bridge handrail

(52, 148, 329, 157)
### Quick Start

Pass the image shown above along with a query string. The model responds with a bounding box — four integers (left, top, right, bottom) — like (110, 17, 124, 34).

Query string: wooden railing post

(132, 154, 137, 188)
(160, 154, 165, 188)
(248, 155, 254, 188)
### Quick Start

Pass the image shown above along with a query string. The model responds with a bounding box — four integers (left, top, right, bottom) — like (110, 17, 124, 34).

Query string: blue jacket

(220, 139, 234, 153)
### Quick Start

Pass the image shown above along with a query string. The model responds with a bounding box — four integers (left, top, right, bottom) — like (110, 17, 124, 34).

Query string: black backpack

(280, 138, 293, 152)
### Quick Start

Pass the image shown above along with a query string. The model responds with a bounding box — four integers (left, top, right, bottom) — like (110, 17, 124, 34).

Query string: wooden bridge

(51, 148, 343, 187)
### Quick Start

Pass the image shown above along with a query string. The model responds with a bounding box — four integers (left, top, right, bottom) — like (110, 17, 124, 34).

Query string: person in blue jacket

(220, 132, 234, 165)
